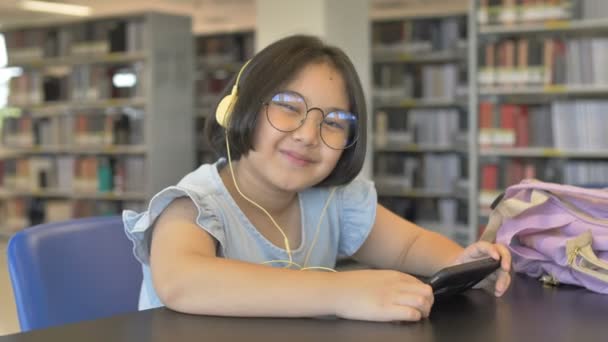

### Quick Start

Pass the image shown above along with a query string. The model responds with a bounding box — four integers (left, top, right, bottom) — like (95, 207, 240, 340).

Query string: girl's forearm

(153, 256, 342, 317)
(399, 230, 464, 276)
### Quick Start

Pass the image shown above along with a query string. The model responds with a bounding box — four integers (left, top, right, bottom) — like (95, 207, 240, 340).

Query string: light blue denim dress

(123, 159, 377, 310)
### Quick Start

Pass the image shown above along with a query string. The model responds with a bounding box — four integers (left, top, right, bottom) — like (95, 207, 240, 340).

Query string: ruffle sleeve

(123, 186, 225, 265)
(337, 178, 378, 257)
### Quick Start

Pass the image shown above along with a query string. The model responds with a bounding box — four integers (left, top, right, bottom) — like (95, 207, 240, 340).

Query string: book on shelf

(1, 198, 29, 233)
(0, 196, 146, 235)
(4, 18, 144, 63)
(479, 159, 541, 206)
(7, 70, 43, 106)
(372, 14, 468, 106)
(379, 196, 468, 244)
(409, 109, 461, 146)
(479, 36, 608, 89)
(375, 108, 463, 149)
(478, 0, 581, 27)
(195, 32, 254, 113)
(564, 161, 608, 186)
(194, 32, 254, 113)
(1, 13, 195, 236)
(373, 63, 466, 104)
(1, 109, 144, 148)
(478, 100, 608, 151)
(372, 16, 467, 58)
(479, 158, 544, 214)
(372, 13, 471, 243)
(7, 62, 145, 108)
(195, 32, 254, 66)
(423, 154, 462, 193)
(375, 153, 462, 194)
(194, 32, 254, 165)
(0, 155, 145, 195)
(478, 158, 608, 206)
(374, 110, 411, 147)
(474, 0, 608, 237)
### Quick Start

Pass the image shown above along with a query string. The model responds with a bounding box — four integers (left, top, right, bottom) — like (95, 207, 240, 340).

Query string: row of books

(479, 100, 608, 150)
(195, 72, 230, 113)
(478, 0, 577, 26)
(2, 112, 143, 148)
(563, 161, 608, 186)
(480, 159, 608, 191)
(551, 100, 608, 150)
(379, 197, 468, 243)
(194, 33, 253, 164)
(374, 63, 465, 103)
(7, 63, 144, 106)
(372, 16, 467, 56)
(481, 159, 544, 191)
(375, 154, 463, 193)
(479, 37, 608, 87)
(194, 33, 253, 125)
(0, 156, 145, 193)
(375, 109, 461, 147)
(1, 198, 145, 234)
(195, 33, 254, 67)
(3, 18, 145, 62)
(196, 70, 230, 96)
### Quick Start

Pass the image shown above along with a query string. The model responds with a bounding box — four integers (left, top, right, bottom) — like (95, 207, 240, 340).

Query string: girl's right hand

(332, 269, 434, 322)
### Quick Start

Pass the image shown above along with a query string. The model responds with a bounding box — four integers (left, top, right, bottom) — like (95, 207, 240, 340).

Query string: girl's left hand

(452, 241, 512, 297)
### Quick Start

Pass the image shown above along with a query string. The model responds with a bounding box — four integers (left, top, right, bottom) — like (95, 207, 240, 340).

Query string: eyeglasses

(264, 91, 358, 150)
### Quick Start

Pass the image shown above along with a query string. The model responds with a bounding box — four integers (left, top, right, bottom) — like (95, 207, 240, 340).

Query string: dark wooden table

(2, 274, 607, 342)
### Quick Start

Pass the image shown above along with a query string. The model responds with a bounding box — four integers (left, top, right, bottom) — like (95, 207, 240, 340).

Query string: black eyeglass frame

(261, 91, 359, 150)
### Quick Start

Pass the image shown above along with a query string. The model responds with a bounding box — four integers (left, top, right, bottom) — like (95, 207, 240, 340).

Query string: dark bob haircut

(204, 34, 367, 187)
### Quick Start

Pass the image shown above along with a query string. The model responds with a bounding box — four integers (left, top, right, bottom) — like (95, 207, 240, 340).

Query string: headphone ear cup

(215, 93, 236, 128)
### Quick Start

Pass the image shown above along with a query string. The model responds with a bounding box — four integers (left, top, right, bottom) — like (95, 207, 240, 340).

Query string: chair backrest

(7, 216, 142, 332)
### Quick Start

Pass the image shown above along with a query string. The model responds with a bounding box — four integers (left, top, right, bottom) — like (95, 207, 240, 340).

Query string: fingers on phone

(390, 306, 423, 322)
(394, 287, 434, 318)
(393, 296, 430, 319)
(496, 244, 512, 272)
(477, 241, 501, 260)
(405, 282, 433, 298)
(495, 270, 511, 296)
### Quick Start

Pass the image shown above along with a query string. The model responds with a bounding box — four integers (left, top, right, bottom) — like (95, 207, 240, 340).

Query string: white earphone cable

(225, 133, 295, 266)
(224, 133, 337, 272)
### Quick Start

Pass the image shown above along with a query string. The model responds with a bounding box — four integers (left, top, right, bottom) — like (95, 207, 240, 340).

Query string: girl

(124, 34, 511, 322)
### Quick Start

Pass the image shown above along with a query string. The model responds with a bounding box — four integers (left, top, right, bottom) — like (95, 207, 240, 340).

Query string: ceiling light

(112, 71, 137, 88)
(19, 1, 92, 17)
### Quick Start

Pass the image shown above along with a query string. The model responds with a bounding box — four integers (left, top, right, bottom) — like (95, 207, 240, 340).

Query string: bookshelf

(0, 13, 195, 237)
(371, 13, 471, 245)
(470, 0, 608, 235)
(194, 31, 254, 165)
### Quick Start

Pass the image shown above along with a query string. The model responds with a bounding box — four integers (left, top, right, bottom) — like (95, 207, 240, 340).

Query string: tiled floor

(0, 239, 20, 335)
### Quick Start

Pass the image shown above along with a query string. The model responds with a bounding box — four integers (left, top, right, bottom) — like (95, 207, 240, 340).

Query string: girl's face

(243, 61, 349, 192)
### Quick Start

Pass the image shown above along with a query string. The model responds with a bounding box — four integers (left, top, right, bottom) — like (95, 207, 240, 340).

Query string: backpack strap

(507, 179, 608, 201)
(480, 190, 550, 242)
(566, 231, 608, 282)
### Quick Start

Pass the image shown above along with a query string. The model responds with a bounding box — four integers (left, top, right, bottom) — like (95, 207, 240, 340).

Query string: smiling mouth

(281, 151, 315, 166)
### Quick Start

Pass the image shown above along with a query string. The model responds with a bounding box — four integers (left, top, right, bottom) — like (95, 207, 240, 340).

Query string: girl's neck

(219, 159, 298, 215)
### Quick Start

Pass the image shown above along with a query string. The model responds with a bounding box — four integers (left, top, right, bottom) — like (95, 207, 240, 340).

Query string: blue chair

(7, 216, 142, 332)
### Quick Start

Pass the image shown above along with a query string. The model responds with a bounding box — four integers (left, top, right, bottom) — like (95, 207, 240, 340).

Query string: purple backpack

(480, 179, 608, 294)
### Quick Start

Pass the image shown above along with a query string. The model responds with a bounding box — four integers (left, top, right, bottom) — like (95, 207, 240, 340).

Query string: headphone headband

(234, 59, 251, 89)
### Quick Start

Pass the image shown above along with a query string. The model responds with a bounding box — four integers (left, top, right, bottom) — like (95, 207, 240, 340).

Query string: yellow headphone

(215, 59, 251, 128)
(218, 59, 337, 272)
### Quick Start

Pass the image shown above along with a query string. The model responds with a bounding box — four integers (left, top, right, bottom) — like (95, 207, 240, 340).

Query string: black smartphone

(426, 257, 501, 299)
